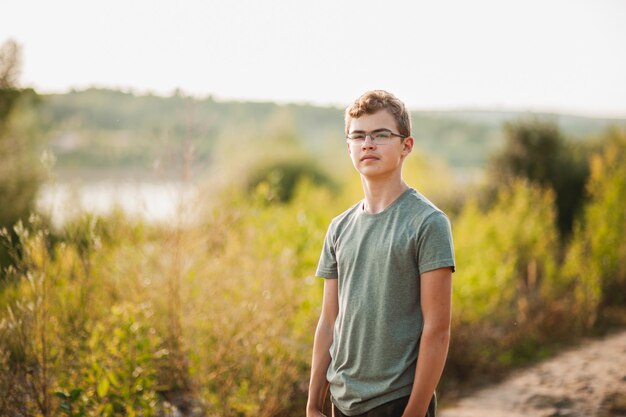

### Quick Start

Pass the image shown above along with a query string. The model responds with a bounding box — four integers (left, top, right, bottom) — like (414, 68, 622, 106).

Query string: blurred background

(1, 1, 625, 416)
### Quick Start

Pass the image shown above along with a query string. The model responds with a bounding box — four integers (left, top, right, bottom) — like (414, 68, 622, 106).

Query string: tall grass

(0, 177, 337, 416)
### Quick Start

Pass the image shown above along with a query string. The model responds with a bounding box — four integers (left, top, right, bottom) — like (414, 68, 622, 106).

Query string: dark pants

(332, 393, 436, 417)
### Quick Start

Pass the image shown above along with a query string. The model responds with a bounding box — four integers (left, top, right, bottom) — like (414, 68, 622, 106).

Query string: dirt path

(440, 330, 626, 417)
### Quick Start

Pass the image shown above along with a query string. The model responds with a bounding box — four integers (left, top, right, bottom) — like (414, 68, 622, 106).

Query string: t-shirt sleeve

(416, 211, 456, 275)
(315, 223, 339, 279)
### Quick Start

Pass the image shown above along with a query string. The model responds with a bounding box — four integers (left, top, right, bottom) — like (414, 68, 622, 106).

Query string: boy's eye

(349, 134, 366, 141)
(372, 131, 391, 140)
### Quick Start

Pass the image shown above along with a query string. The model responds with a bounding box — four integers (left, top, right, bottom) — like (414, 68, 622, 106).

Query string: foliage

(402, 150, 465, 216)
(490, 119, 563, 185)
(0, 213, 163, 416)
(181, 180, 336, 416)
(443, 129, 626, 389)
(444, 180, 565, 385)
(0, 38, 22, 125)
(562, 127, 626, 329)
(453, 180, 559, 324)
(245, 158, 337, 203)
(488, 118, 589, 236)
(0, 39, 44, 268)
(0, 178, 337, 416)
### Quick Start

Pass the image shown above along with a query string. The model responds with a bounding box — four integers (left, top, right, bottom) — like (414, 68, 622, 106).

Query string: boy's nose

(361, 136, 376, 149)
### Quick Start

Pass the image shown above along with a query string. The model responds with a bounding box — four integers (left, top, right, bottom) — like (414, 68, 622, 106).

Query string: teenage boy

(306, 90, 455, 417)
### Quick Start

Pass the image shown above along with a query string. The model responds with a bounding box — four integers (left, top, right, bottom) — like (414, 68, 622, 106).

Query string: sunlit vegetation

(2, 125, 626, 415)
(0, 181, 338, 416)
(2, 38, 626, 417)
(562, 128, 626, 328)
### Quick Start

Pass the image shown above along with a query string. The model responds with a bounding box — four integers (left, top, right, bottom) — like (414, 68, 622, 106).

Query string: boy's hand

(306, 407, 327, 417)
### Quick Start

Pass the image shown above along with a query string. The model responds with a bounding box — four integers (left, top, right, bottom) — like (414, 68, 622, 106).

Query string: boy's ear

(402, 136, 414, 155)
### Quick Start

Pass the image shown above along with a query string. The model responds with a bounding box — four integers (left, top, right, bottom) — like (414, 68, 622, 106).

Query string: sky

(2, 0, 626, 117)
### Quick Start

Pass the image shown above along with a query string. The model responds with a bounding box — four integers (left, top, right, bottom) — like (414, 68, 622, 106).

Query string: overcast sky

(2, 0, 625, 117)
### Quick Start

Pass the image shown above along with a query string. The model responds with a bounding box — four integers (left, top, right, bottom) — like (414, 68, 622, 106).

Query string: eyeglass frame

(346, 128, 407, 145)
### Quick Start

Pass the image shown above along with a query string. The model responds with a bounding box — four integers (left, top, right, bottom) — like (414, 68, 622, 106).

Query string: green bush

(488, 118, 589, 237)
(453, 180, 559, 324)
(446, 180, 561, 384)
(245, 158, 337, 203)
(562, 127, 626, 329)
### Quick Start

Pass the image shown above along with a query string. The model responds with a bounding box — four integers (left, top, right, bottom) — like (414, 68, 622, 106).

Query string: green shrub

(488, 118, 589, 237)
(245, 158, 337, 203)
(54, 302, 163, 417)
(453, 179, 559, 324)
(446, 180, 561, 384)
(562, 127, 626, 329)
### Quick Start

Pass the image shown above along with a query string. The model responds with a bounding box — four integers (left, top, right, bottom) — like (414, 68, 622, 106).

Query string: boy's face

(347, 109, 413, 180)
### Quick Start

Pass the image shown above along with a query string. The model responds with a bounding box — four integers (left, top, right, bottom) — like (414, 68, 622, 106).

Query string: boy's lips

(360, 155, 379, 161)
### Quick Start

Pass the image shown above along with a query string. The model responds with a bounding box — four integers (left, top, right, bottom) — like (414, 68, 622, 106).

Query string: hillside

(36, 88, 626, 181)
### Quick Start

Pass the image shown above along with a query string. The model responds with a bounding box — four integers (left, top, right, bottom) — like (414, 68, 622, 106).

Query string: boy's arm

(402, 267, 453, 417)
(307, 278, 339, 417)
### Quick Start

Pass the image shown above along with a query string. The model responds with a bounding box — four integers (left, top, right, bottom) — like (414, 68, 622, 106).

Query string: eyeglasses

(346, 129, 406, 145)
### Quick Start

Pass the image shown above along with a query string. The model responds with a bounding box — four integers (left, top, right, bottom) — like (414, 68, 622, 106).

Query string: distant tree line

(37, 88, 625, 178)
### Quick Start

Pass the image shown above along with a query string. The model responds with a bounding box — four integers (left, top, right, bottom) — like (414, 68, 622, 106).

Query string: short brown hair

(345, 90, 412, 137)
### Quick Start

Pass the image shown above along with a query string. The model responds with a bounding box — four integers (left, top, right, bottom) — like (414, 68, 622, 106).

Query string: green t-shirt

(315, 187, 455, 416)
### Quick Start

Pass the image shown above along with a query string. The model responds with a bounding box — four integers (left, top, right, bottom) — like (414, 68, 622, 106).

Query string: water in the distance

(37, 181, 199, 226)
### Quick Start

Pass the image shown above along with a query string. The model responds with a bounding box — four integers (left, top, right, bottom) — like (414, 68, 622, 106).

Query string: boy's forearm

(307, 354, 330, 412)
(307, 367, 329, 413)
(307, 319, 334, 413)
(402, 325, 450, 417)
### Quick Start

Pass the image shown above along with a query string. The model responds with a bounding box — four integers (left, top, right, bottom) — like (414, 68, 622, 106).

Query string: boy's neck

(360, 175, 409, 214)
